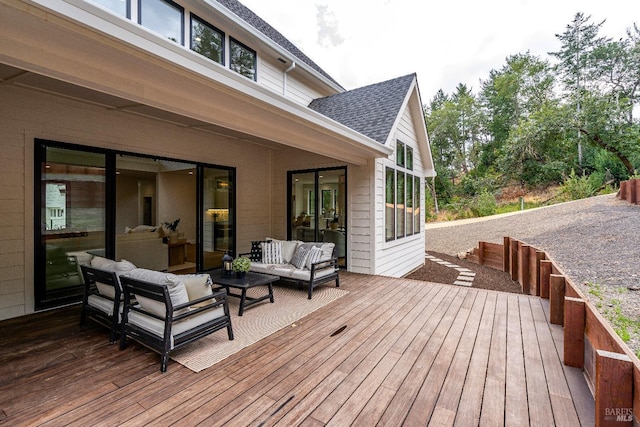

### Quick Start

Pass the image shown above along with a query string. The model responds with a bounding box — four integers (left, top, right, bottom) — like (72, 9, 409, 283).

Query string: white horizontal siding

(258, 57, 284, 95)
(373, 102, 427, 277)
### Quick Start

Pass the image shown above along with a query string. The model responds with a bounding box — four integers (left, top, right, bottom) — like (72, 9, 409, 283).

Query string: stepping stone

(459, 272, 476, 277)
(454, 280, 473, 287)
(455, 268, 472, 272)
(455, 276, 474, 282)
(430, 258, 443, 262)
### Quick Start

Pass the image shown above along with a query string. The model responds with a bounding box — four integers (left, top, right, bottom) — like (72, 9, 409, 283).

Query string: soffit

(0, 1, 390, 165)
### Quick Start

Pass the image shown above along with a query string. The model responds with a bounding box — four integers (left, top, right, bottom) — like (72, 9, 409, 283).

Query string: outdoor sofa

(242, 238, 339, 299)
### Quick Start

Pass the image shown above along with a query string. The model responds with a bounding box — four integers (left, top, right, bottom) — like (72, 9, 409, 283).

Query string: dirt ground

(406, 251, 522, 294)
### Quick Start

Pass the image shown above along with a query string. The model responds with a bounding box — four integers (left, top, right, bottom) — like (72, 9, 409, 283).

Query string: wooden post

(503, 236, 510, 273)
(626, 179, 635, 204)
(510, 238, 518, 281)
(564, 297, 585, 368)
(539, 260, 552, 299)
(595, 350, 633, 426)
(619, 181, 626, 200)
(549, 274, 565, 325)
(478, 241, 485, 265)
(518, 242, 530, 294)
(635, 179, 640, 205)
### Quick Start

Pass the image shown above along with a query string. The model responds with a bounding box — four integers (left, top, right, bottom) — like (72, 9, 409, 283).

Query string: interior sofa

(116, 227, 168, 271)
(242, 238, 339, 299)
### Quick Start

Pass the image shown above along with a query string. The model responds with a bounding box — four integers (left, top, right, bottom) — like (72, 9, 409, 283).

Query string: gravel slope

(425, 193, 640, 352)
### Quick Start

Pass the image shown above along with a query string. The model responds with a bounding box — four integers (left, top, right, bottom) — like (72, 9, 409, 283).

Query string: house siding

(0, 84, 272, 320)
(374, 103, 426, 277)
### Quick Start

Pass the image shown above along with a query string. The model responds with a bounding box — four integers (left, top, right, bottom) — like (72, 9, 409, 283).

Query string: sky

(239, 0, 640, 103)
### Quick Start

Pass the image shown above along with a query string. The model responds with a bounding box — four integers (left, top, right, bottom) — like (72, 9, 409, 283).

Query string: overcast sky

(239, 0, 640, 103)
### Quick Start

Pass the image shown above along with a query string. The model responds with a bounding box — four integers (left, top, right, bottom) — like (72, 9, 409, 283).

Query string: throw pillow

(290, 246, 309, 269)
(281, 240, 300, 263)
(250, 241, 264, 262)
(262, 241, 283, 264)
(305, 246, 323, 270)
(319, 243, 335, 261)
(175, 274, 214, 307)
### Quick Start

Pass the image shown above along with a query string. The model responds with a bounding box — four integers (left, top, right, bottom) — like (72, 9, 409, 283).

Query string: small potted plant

(232, 256, 251, 279)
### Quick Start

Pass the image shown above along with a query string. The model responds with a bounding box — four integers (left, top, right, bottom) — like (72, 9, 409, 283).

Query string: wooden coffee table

(209, 271, 278, 316)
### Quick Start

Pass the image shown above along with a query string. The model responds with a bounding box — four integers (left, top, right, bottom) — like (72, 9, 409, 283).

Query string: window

(230, 38, 256, 80)
(385, 141, 421, 241)
(414, 176, 421, 233)
(139, 0, 184, 44)
(190, 15, 224, 64)
(385, 167, 395, 241)
(396, 141, 405, 167)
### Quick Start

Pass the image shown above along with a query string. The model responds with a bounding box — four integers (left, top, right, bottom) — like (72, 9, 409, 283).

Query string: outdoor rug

(171, 284, 349, 372)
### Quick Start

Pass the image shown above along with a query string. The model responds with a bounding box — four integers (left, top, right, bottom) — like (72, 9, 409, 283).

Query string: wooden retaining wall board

(467, 236, 640, 425)
(619, 179, 640, 205)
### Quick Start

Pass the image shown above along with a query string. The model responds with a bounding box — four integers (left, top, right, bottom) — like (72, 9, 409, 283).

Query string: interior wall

(157, 171, 196, 242)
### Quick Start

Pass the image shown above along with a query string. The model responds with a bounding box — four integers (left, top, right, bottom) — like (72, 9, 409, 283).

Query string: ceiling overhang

(0, 0, 392, 165)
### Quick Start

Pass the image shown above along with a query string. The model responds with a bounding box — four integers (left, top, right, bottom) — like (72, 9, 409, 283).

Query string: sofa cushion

(305, 246, 323, 269)
(290, 246, 309, 269)
(262, 241, 283, 264)
(291, 267, 335, 281)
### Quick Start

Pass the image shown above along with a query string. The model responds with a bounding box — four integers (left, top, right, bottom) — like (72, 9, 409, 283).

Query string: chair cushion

(128, 306, 225, 349)
(90, 257, 137, 298)
(175, 274, 214, 307)
(88, 295, 124, 322)
(125, 269, 189, 317)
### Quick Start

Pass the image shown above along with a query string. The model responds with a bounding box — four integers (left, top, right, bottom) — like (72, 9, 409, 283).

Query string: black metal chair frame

(80, 264, 126, 344)
(119, 276, 234, 372)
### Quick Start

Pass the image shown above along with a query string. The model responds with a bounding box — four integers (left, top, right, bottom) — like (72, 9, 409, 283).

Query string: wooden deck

(1, 273, 594, 426)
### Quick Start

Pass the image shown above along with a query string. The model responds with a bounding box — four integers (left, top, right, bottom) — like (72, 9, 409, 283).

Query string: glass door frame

(287, 166, 347, 266)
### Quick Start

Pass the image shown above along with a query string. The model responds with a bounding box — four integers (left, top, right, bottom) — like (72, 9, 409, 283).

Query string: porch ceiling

(0, 0, 391, 165)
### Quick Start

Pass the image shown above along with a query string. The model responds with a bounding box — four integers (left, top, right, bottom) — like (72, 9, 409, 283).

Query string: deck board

(0, 273, 594, 426)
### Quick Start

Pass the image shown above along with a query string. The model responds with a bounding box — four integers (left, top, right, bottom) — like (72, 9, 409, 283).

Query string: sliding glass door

(201, 167, 235, 271)
(35, 144, 109, 309)
(35, 140, 235, 310)
(289, 167, 346, 266)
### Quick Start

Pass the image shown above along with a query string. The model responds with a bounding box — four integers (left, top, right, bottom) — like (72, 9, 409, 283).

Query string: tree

(478, 52, 556, 175)
(551, 13, 640, 176)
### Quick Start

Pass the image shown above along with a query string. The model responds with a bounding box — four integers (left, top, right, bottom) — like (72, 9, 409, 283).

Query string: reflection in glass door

(36, 145, 107, 309)
(201, 167, 235, 270)
(289, 168, 346, 266)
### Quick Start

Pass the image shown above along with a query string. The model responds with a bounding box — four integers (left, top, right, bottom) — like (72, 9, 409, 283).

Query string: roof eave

(204, 0, 344, 94)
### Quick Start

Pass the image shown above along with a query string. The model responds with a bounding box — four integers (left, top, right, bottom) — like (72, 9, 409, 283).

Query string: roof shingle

(308, 74, 416, 144)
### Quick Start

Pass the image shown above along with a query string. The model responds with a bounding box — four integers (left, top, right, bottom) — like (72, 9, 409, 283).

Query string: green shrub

(559, 169, 594, 201)
(471, 190, 497, 217)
